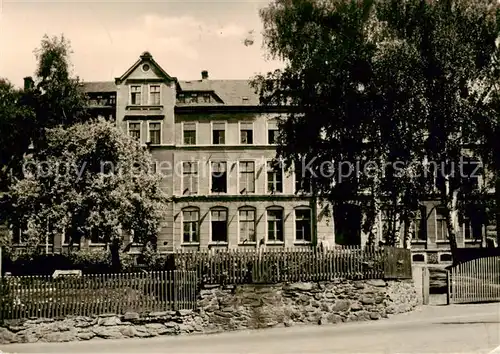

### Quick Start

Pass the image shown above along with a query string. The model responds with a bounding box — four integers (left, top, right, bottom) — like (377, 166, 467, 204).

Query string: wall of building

(173, 199, 333, 249)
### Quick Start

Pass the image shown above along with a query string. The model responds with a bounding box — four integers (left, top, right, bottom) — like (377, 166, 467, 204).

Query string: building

(78, 51, 335, 253)
(9, 51, 495, 263)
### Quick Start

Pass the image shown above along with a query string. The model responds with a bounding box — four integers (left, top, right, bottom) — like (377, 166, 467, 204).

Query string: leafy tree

(8, 119, 167, 271)
(254, 0, 500, 257)
(1, 34, 87, 227)
(377, 0, 500, 255)
(29, 34, 88, 145)
(0, 79, 35, 204)
(252, 0, 426, 247)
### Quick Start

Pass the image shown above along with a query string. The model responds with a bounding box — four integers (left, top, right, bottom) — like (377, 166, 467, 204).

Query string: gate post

(422, 266, 430, 305)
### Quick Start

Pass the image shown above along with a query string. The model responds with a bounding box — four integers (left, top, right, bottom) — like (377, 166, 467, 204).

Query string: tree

(253, 0, 500, 257)
(1, 35, 88, 226)
(0, 79, 35, 221)
(252, 0, 428, 247)
(30, 34, 88, 145)
(377, 0, 500, 256)
(8, 119, 167, 271)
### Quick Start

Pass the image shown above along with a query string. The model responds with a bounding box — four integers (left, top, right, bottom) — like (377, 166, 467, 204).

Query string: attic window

(142, 64, 150, 72)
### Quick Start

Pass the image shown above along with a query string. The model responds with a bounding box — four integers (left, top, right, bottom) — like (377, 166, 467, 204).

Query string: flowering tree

(8, 119, 167, 271)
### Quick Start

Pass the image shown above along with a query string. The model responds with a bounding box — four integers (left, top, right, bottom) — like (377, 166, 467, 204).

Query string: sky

(0, 0, 283, 88)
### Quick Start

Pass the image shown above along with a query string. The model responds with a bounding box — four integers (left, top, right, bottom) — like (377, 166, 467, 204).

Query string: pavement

(1, 303, 500, 354)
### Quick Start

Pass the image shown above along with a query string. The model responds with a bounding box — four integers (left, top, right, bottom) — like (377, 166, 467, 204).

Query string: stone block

(123, 312, 140, 321)
(77, 331, 96, 340)
(332, 299, 351, 312)
(366, 279, 386, 287)
(285, 283, 314, 291)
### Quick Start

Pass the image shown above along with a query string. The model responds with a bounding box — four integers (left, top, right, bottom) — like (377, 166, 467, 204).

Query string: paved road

(2, 303, 500, 353)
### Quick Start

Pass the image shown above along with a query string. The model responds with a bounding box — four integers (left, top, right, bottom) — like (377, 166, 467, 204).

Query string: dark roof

(81, 81, 116, 93)
(178, 80, 259, 106)
(81, 79, 259, 106)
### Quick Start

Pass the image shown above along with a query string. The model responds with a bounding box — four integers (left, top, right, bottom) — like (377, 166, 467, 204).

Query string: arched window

(210, 207, 228, 243)
(238, 206, 256, 243)
(182, 207, 200, 243)
(266, 207, 284, 243)
(294, 207, 312, 242)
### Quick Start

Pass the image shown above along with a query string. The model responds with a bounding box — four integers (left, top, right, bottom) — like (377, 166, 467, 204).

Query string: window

(239, 161, 255, 193)
(148, 122, 161, 144)
(267, 208, 284, 242)
(268, 121, 279, 144)
(203, 93, 211, 103)
(182, 161, 198, 195)
(109, 94, 116, 105)
(62, 228, 79, 245)
(267, 161, 283, 193)
(436, 208, 447, 241)
(128, 122, 141, 141)
(412, 206, 427, 242)
(239, 208, 256, 243)
(130, 85, 142, 105)
(211, 162, 227, 193)
(211, 208, 228, 242)
(183, 123, 196, 145)
(295, 160, 312, 193)
(46, 224, 55, 245)
(191, 93, 199, 104)
(295, 208, 312, 242)
(413, 254, 425, 262)
(150, 85, 160, 105)
(89, 228, 102, 244)
(462, 217, 473, 240)
(62, 229, 70, 245)
(178, 94, 185, 103)
(212, 122, 225, 144)
(461, 157, 481, 191)
(240, 122, 253, 144)
(381, 207, 394, 241)
(12, 222, 28, 244)
(182, 208, 199, 243)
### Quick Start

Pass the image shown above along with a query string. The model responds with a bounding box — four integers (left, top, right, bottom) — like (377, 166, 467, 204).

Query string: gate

(448, 256, 500, 304)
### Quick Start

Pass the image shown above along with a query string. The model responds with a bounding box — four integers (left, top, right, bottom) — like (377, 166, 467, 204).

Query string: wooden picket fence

(448, 256, 500, 304)
(0, 270, 198, 321)
(173, 246, 411, 285)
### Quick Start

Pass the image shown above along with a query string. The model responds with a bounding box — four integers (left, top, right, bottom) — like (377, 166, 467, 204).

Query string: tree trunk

(444, 187, 460, 264)
(110, 239, 121, 272)
(403, 218, 414, 249)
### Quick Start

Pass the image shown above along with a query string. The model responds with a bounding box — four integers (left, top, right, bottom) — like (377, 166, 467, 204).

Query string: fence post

(446, 270, 451, 305)
(173, 270, 178, 311)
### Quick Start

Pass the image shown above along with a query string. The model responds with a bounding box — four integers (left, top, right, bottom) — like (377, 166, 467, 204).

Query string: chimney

(201, 70, 209, 80)
(24, 76, 34, 90)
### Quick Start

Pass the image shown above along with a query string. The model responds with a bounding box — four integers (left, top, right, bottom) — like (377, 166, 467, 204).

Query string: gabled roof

(115, 51, 176, 84)
(82, 51, 261, 107)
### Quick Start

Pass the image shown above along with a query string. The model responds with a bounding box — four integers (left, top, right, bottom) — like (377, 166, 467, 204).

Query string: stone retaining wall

(0, 279, 418, 344)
